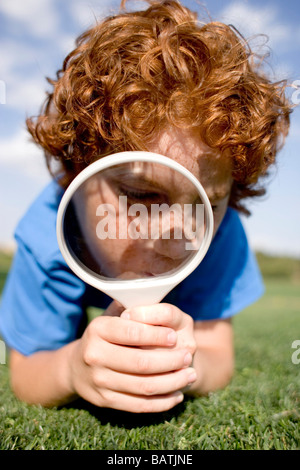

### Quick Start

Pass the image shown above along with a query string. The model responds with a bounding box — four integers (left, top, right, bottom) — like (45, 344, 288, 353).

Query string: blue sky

(0, 0, 299, 257)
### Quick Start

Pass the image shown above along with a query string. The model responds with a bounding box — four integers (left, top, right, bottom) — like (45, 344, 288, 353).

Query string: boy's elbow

(9, 349, 31, 403)
(9, 349, 48, 406)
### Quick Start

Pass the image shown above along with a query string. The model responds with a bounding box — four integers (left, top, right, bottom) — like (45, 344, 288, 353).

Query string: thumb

(104, 300, 125, 317)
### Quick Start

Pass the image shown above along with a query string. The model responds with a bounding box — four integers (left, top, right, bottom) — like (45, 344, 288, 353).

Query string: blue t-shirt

(0, 181, 264, 356)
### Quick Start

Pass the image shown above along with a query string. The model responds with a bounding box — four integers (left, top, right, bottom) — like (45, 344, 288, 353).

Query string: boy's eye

(120, 186, 161, 203)
(113, 181, 169, 206)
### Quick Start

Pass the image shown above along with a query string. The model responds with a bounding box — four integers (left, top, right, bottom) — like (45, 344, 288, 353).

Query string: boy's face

(71, 127, 232, 279)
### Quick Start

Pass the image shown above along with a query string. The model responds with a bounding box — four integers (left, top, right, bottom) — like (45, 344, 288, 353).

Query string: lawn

(0, 253, 299, 450)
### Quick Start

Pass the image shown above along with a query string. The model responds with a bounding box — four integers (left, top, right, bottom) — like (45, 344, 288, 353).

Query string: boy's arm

(8, 304, 194, 412)
(9, 305, 234, 409)
(186, 318, 234, 395)
(9, 342, 79, 407)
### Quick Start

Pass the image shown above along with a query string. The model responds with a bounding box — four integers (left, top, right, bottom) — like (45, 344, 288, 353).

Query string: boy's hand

(69, 302, 196, 413)
(121, 303, 197, 357)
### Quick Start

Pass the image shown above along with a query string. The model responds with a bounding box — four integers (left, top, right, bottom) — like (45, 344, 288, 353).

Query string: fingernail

(175, 392, 184, 403)
(120, 311, 130, 320)
(188, 372, 197, 384)
(167, 330, 177, 344)
(184, 352, 192, 366)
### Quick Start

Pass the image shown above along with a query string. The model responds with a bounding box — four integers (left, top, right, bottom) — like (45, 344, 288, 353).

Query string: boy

(0, 0, 291, 413)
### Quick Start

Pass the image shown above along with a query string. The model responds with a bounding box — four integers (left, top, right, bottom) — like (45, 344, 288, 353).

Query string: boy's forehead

(147, 127, 233, 199)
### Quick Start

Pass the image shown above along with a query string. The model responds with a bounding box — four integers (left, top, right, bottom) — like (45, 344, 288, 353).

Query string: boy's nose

(153, 235, 189, 260)
(149, 235, 190, 275)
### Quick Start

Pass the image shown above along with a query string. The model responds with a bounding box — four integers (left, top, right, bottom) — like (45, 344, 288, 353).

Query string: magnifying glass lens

(63, 160, 206, 281)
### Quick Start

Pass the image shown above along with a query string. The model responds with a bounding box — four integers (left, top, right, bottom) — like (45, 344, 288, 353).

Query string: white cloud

(5, 76, 48, 114)
(0, 0, 59, 38)
(0, 127, 49, 181)
(0, 1, 120, 117)
(0, 129, 51, 246)
(68, 0, 112, 29)
(0, 28, 74, 114)
(220, 2, 291, 51)
(68, 0, 149, 30)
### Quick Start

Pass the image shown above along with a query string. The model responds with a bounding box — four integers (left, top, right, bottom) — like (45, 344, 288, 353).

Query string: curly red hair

(26, 0, 292, 214)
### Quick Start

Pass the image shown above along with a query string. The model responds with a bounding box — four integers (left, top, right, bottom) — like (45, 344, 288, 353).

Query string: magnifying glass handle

(104, 281, 176, 309)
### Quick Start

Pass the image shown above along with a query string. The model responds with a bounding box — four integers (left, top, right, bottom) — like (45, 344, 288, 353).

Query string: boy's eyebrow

(112, 168, 196, 193)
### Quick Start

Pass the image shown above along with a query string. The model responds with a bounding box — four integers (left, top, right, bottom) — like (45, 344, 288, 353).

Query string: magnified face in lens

(62, 127, 232, 282)
(65, 161, 204, 279)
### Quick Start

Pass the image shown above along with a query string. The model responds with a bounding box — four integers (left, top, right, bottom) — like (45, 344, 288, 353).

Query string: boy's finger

(97, 316, 177, 347)
(104, 343, 192, 375)
(98, 367, 197, 397)
(120, 303, 184, 329)
(97, 389, 184, 414)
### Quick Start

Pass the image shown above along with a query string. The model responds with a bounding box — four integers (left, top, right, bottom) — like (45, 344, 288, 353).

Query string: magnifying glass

(56, 151, 214, 309)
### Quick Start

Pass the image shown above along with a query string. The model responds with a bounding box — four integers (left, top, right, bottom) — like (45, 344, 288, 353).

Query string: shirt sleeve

(165, 208, 264, 321)
(0, 235, 87, 357)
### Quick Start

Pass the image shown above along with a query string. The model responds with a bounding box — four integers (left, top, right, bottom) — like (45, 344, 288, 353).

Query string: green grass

(256, 252, 300, 282)
(0, 250, 13, 294)
(0, 252, 299, 450)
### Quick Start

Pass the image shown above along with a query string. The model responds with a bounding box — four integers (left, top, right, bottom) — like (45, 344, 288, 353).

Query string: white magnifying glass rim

(56, 151, 214, 307)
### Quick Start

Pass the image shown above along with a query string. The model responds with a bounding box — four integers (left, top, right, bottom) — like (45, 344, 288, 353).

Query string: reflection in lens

(63, 161, 206, 280)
